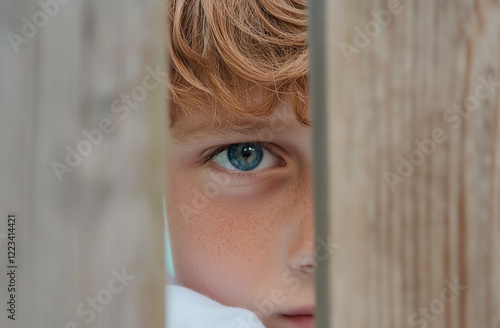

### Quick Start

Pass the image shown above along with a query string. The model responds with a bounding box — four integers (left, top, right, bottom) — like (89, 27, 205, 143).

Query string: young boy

(165, 0, 314, 327)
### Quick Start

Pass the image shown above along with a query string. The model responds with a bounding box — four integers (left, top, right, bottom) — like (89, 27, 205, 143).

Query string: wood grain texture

(324, 0, 500, 327)
(0, 0, 166, 327)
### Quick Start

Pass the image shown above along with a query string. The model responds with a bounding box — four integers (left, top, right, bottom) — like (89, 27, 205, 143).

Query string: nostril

(298, 256, 317, 273)
(288, 253, 317, 274)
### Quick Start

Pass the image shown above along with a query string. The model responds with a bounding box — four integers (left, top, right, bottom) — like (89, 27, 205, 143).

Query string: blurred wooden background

(0, 1, 165, 327)
(313, 0, 500, 327)
(2, 0, 500, 327)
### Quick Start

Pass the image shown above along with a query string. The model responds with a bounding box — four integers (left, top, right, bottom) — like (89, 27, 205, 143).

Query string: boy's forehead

(171, 106, 302, 144)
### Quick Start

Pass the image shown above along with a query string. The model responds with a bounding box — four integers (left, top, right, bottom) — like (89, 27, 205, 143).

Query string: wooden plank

(0, 1, 165, 327)
(323, 0, 500, 326)
(309, 0, 331, 327)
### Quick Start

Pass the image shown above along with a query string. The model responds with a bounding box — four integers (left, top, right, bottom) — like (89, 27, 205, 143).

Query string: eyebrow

(172, 117, 296, 145)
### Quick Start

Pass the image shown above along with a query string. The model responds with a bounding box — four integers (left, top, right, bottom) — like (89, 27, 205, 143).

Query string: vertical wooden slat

(322, 0, 500, 327)
(309, 0, 331, 327)
(0, 1, 165, 327)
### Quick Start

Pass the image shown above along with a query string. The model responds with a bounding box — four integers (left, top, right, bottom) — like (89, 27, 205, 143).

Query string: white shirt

(165, 284, 266, 328)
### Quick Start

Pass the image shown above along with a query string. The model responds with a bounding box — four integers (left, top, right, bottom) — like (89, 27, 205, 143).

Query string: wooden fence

(312, 0, 500, 327)
(0, 1, 166, 327)
(1, 0, 499, 327)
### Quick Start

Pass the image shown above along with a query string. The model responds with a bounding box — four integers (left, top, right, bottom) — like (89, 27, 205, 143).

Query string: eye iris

(227, 143, 263, 171)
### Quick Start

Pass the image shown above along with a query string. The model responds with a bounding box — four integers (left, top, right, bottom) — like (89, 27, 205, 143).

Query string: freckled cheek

(173, 196, 281, 269)
(181, 201, 289, 305)
(166, 166, 298, 296)
(167, 169, 290, 257)
(168, 184, 286, 271)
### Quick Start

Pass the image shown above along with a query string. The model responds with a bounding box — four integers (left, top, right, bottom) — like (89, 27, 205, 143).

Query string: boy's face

(166, 101, 315, 328)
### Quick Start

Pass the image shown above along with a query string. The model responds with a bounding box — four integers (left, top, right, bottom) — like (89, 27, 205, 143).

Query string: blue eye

(211, 143, 280, 171)
(228, 143, 263, 171)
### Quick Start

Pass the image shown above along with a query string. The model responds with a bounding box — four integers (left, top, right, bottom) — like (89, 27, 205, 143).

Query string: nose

(286, 173, 316, 274)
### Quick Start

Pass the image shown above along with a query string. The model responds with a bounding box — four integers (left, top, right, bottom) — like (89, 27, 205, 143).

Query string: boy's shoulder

(166, 284, 265, 328)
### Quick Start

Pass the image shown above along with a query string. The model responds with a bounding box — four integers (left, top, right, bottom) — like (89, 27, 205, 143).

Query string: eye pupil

(227, 143, 263, 171)
(241, 147, 252, 159)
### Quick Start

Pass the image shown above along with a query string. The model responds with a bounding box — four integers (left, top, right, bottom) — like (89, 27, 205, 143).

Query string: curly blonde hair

(167, 0, 309, 126)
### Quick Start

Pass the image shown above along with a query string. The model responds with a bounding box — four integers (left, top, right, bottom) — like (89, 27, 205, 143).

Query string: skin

(166, 100, 315, 328)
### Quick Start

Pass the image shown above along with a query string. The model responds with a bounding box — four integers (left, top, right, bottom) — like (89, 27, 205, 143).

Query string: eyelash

(201, 142, 280, 167)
